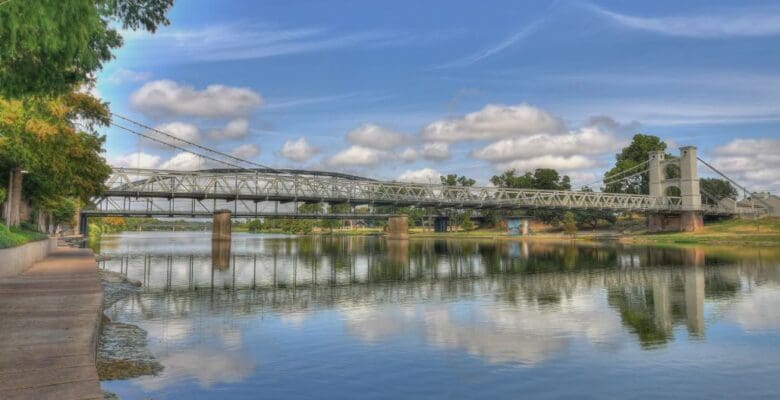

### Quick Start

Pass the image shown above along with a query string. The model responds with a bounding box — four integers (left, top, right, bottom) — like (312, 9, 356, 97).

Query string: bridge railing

(100, 168, 735, 214)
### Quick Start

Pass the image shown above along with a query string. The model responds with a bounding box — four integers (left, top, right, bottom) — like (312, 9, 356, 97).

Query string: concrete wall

(0, 237, 57, 278)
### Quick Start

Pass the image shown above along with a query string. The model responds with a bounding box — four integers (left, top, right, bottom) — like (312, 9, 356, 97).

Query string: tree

(574, 186, 616, 229)
(490, 168, 570, 190)
(439, 174, 476, 187)
(491, 168, 572, 225)
(603, 134, 667, 194)
(0, 0, 173, 98)
(0, 91, 112, 226)
(440, 174, 476, 230)
(562, 211, 577, 238)
(700, 178, 738, 201)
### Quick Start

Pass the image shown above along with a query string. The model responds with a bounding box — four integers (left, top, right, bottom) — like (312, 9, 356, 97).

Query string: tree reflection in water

(97, 233, 780, 390)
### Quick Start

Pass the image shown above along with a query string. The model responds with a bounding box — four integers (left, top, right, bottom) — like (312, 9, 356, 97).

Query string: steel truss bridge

(84, 167, 747, 219)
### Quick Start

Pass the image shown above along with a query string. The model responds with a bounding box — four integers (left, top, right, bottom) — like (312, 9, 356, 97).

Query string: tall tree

(700, 178, 738, 201)
(603, 134, 667, 194)
(0, 0, 173, 98)
(491, 169, 571, 190)
(491, 168, 572, 224)
(0, 91, 112, 225)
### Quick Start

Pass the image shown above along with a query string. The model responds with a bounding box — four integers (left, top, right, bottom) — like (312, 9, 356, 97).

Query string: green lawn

(0, 223, 49, 249)
(635, 217, 780, 246)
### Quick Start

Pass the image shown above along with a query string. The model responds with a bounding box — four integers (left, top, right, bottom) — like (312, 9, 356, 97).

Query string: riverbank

(97, 270, 162, 383)
(0, 247, 104, 399)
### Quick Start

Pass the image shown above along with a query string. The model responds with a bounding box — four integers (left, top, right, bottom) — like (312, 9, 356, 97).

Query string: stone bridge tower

(647, 146, 704, 232)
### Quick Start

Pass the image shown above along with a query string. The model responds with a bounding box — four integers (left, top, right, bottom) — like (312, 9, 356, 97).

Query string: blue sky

(96, 0, 780, 192)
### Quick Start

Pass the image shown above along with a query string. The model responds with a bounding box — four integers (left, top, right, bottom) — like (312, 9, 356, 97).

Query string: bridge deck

(88, 168, 746, 216)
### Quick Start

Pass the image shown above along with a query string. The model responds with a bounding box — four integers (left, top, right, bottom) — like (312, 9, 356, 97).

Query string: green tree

(490, 169, 570, 190)
(603, 134, 667, 194)
(491, 168, 572, 225)
(0, 0, 172, 98)
(0, 92, 112, 224)
(700, 178, 738, 201)
(440, 174, 476, 230)
(440, 174, 476, 187)
(562, 211, 577, 237)
(574, 186, 616, 229)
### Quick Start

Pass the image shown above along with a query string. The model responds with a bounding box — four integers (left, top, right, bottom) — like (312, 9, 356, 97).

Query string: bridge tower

(647, 146, 703, 232)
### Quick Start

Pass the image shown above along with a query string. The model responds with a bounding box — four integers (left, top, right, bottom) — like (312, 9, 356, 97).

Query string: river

(95, 232, 780, 399)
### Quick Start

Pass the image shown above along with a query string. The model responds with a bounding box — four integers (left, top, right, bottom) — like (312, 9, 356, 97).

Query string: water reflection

(97, 233, 780, 397)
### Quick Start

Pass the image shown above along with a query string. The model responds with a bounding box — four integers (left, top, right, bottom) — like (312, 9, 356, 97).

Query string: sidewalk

(0, 247, 104, 400)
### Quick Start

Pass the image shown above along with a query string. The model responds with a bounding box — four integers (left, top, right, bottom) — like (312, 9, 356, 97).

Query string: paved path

(0, 247, 104, 400)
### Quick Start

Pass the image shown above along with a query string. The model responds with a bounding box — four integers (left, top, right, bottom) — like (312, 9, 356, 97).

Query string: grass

(631, 217, 780, 246)
(0, 223, 49, 249)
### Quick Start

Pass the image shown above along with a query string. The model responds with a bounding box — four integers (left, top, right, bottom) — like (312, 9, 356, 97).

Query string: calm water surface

(96, 232, 780, 399)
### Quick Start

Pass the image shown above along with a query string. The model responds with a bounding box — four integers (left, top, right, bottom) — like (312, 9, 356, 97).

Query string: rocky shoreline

(98, 270, 163, 390)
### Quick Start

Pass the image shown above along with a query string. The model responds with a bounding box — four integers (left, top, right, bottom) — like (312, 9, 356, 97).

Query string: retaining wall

(0, 237, 57, 278)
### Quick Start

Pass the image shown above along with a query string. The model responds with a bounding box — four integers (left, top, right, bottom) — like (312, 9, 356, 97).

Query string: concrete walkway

(0, 247, 104, 400)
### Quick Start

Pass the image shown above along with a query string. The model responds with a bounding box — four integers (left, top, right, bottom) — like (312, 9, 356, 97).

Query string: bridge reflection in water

(96, 233, 780, 350)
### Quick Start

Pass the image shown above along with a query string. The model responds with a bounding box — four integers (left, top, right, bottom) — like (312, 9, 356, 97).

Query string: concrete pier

(212, 209, 232, 241)
(386, 215, 409, 240)
(0, 247, 103, 400)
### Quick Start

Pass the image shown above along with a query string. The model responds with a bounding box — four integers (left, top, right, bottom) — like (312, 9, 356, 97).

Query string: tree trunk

(8, 168, 23, 227)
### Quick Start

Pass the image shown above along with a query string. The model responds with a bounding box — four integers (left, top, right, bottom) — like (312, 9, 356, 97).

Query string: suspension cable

(110, 121, 246, 169)
(600, 167, 650, 188)
(111, 112, 279, 172)
(579, 160, 650, 188)
(697, 156, 772, 209)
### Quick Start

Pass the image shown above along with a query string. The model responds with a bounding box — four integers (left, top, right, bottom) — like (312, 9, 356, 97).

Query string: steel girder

(93, 168, 744, 215)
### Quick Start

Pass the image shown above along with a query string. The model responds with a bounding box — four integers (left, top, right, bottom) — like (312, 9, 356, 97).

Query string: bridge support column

(386, 215, 408, 240)
(648, 211, 703, 233)
(212, 209, 232, 241)
(211, 239, 231, 270)
(506, 217, 529, 236)
(433, 216, 448, 233)
(78, 212, 88, 236)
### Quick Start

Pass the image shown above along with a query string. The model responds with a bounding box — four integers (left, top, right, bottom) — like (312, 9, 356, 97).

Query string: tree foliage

(490, 168, 571, 190)
(0, 91, 112, 221)
(700, 178, 738, 201)
(440, 174, 475, 187)
(562, 211, 577, 237)
(603, 134, 667, 194)
(0, 0, 172, 98)
(491, 168, 572, 224)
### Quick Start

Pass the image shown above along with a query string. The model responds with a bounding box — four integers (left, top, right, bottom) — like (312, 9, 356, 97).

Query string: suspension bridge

(81, 113, 773, 234)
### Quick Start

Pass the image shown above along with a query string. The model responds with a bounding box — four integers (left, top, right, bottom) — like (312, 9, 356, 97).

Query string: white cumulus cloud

(710, 138, 780, 191)
(130, 80, 263, 118)
(110, 152, 161, 169)
(279, 138, 320, 162)
(208, 119, 250, 140)
(399, 147, 418, 162)
(472, 126, 618, 162)
(397, 168, 442, 184)
(325, 145, 385, 167)
(230, 144, 260, 159)
(421, 104, 564, 142)
(159, 152, 208, 170)
(496, 155, 596, 172)
(422, 142, 451, 161)
(148, 122, 201, 148)
(346, 123, 410, 149)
